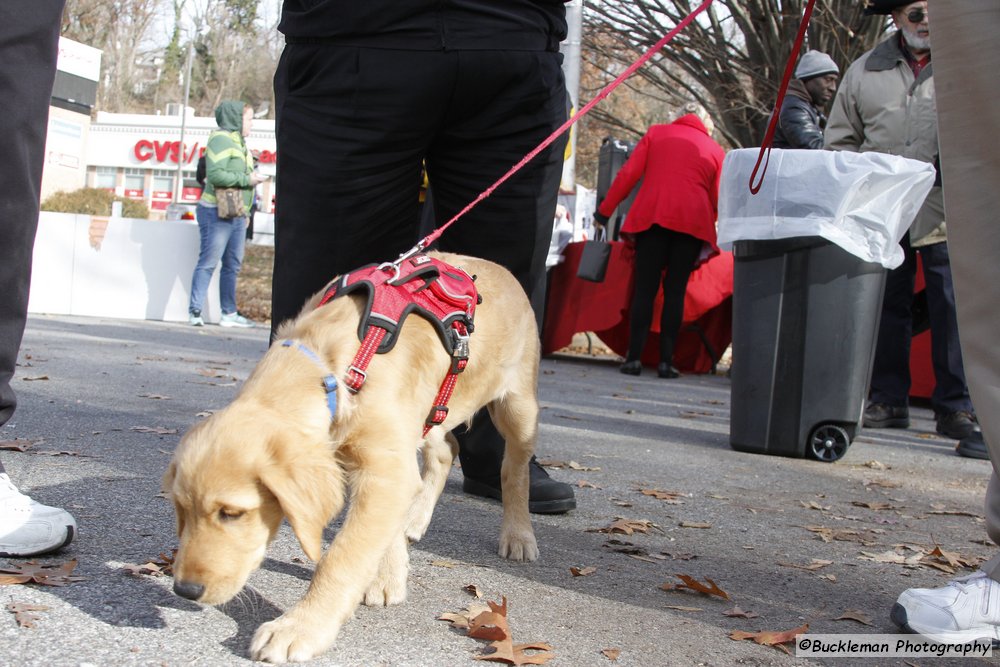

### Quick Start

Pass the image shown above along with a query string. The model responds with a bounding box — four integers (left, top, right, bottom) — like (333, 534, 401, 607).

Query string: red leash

(748, 0, 818, 194)
(401, 0, 717, 261)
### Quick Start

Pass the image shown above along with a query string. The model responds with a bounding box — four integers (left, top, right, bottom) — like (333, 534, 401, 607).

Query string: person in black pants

(270, 1, 575, 514)
(0, 1, 78, 557)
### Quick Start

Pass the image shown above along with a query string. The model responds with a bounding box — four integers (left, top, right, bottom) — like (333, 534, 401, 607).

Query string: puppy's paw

(498, 528, 539, 562)
(403, 504, 434, 543)
(250, 614, 338, 663)
(362, 569, 408, 607)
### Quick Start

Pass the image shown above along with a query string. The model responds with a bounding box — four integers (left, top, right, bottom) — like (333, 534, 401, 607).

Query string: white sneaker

(0, 473, 76, 557)
(219, 311, 254, 328)
(892, 570, 1000, 644)
(189, 310, 204, 327)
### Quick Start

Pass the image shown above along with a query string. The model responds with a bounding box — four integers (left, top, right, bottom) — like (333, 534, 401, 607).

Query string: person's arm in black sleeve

(778, 102, 825, 150)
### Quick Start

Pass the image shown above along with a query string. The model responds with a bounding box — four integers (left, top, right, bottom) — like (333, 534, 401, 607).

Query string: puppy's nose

(173, 580, 205, 601)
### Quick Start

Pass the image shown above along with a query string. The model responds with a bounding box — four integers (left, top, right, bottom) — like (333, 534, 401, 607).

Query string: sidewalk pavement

(0, 315, 992, 666)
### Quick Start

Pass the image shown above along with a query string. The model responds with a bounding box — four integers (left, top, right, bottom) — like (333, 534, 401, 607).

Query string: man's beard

(900, 25, 931, 52)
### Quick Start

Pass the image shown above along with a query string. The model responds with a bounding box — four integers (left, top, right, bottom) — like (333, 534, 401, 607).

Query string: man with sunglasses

(826, 0, 982, 455)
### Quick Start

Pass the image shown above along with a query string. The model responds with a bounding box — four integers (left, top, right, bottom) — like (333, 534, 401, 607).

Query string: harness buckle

(345, 365, 367, 393)
(450, 327, 471, 373)
(426, 404, 449, 426)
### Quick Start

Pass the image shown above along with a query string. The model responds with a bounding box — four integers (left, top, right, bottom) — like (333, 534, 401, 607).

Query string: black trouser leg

(657, 230, 703, 365)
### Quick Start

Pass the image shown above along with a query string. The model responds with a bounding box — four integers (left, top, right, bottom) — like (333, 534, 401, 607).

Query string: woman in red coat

(595, 104, 724, 377)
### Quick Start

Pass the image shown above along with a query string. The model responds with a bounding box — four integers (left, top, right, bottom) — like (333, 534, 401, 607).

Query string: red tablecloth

(542, 241, 733, 374)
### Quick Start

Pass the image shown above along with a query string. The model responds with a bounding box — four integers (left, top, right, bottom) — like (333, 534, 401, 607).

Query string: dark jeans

(626, 226, 704, 365)
(0, 2, 65, 476)
(869, 235, 972, 416)
(271, 45, 567, 476)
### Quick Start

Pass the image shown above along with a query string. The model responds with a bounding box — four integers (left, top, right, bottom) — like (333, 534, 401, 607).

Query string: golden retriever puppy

(163, 252, 540, 663)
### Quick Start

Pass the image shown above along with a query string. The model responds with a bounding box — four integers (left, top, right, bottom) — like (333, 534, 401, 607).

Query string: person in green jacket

(188, 100, 266, 328)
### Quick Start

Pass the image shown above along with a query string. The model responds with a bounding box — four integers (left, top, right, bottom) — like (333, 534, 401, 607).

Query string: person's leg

(218, 216, 248, 315)
(891, 0, 1000, 643)
(271, 45, 439, 338)
(189, 205, 230, 317)
(918, 242, 976, 437)
(625, 227, 669, 369)
(865, 235, 916, 426)
(657, 230, 703, 374)
(0, 0, 76, 557)
(428, 49, 574, 513)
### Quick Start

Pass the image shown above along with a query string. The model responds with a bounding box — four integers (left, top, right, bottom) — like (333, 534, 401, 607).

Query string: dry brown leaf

(864, 460, 888, 470)
(567, 461, 600, 472)
(723, 606, 759, 619)
(0, 438, 42, 452)
(678, 521, 712, 529)
(800, 500, 830, 511)
(859, 547, 924, 566)
(660, 574, 730, 600)
(7, 602, 49, 628)
(438, 603, 491, 630)
(475, 641, 555, 665)
(805, 525, 882, 545)
(864, 478, 901, 489)
(835, 610, 873, 626)
(588, 518, 657, 535)
(138, 393, 171, 400)
(928, 508, 982, 518)
(819, 573, 837, 582)
(570, 566, 596, 577)
(730, 623, 808, 655)
(123, 550, 175, 577)
(22, 375, 49, 381)
(664, 605, 702, 612)
(640, 488, 688, 503)
(468, 600, 510, 642)
(576, 480, 601, 489)
(431, 560, 457, 568)
(535, 458, 566, 469)
(0, 560, 84, 587)
(464, 584, 484, 598)
(130, 426, 178, 435)
(852, 501, 897, 511)
(601, 648, 621, 661)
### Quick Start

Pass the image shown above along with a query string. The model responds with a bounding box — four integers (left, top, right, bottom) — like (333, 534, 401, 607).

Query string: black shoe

(956, 430, 990, 460)
(937, 410, 979, 440)
(619, 360, 642, 376)
(462, 457, 576, 514)
(863, 403, 910, 429)
(657, 363, 680, 379)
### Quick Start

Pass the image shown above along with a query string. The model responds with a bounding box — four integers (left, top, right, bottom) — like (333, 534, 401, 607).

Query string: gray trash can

(729, 236, 886, 462)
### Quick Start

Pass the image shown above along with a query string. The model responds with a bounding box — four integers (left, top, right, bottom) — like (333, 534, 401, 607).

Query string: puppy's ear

(260, 453, 344, 561)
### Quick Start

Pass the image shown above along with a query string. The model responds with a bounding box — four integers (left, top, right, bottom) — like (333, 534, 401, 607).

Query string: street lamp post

(172, 39, 195, 204)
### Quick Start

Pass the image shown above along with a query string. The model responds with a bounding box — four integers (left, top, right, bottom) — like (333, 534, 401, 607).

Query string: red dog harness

(318, 254, 479, 435)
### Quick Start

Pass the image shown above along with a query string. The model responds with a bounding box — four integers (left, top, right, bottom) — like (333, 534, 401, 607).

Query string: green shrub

(41, 188, 150, 219)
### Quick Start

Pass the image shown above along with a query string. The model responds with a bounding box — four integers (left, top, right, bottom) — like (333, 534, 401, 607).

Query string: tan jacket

(825, 33, 945, 247)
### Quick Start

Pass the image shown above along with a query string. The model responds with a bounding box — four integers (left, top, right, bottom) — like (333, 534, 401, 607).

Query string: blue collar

(280, 340, 338, 421)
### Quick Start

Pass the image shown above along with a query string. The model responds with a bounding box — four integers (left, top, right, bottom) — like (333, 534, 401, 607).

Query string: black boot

(457, 411, 576, 514)
(463, 456, 577, 514)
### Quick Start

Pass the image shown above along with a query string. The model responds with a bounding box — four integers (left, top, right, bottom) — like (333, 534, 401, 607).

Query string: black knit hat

(863, 0, 915, 15)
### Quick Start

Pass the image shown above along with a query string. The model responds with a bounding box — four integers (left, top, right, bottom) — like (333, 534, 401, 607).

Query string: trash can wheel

(807, 424, 851, 462)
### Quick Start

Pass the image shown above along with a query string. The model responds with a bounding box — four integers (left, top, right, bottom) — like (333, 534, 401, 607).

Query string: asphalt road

(0, 315, 993, 666)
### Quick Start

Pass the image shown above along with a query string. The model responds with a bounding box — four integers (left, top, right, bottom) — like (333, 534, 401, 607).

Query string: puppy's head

(164, 400, 344, 605)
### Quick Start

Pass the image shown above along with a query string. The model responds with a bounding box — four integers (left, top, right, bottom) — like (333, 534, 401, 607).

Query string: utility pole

(561, 0, 583, 192)
(173, 39, 194, 204)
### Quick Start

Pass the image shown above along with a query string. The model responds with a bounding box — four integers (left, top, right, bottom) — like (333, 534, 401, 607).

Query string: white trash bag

(717, 148, 935, 269)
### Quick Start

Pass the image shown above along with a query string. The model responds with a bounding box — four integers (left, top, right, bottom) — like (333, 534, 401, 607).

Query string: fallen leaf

(431, 560, 457, 568)
(723, 606, 759, 619)
(864, 478, 901, 489)
(535, 458, 566, 469)
(928, 507, 982, 518)
(468, 599, 510, 642)
(567, 461, 600, 472)
(852, 501, 897, 511)
(835, 610, 873, 626)
(570, 566, 596, 577)
(678, 410, 713, 418)
(21, 375, 49, 381)
(805, 525, 883, 546)
(819, 573, 837, 582)
(123, 550, 176, 577)
(660, 551, 697, 561)
(678, 521, 712, 529)
(660, 574, 730, 600)
(601, 648, 621, 661)
(7, 602, 49, 628)
(664, 605, 702, 612)
(138, 393, 171, 400)
(864, 460, 888, 470)
(439, 603, 492, 630)
(130, 426, 178, 435)
(576, 480, 601, 489)
(0, 560, 85, 587)
(464, 584, 484, 598)
(800, 500, 830, 511)
(730, 623, 808, 655)
(475, 641, 555, 665)
(640, 489, 688, 504)
(0, 438, 43, 452)
(588, 518, 657, 536)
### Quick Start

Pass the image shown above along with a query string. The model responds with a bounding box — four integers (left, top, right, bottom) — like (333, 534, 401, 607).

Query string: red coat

(598, 114, 725, 251)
